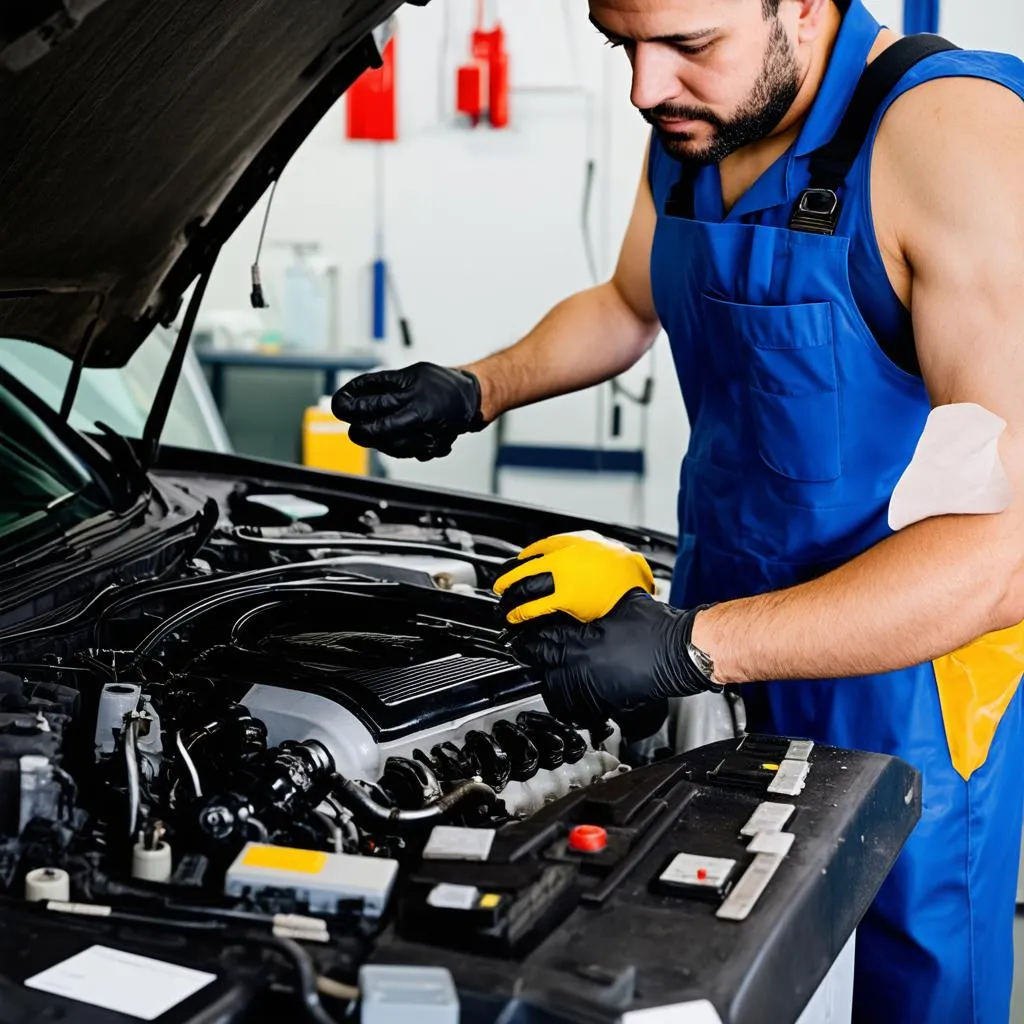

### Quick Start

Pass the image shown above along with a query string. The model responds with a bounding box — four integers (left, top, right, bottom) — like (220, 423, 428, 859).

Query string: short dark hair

(762, 0, 781, 16)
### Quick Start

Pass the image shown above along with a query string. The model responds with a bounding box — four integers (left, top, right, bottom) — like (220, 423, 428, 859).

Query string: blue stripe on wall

(904, 0, 939, 35)
(496, 444, 646, 476)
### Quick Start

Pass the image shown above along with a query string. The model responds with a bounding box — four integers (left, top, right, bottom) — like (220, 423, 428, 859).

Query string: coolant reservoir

(95, 683, 142, 756)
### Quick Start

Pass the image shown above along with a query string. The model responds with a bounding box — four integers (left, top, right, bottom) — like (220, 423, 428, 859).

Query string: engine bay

(0, 476, 679, 1001)
(0, 500, 646, 912)
(0, 474, 917, 1023)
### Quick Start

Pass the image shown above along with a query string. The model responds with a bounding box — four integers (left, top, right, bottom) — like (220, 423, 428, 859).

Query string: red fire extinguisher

(346, 35, 398, 142)
(456, 2, 509, 129)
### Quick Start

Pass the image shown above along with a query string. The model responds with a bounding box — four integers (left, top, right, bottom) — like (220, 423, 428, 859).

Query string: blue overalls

(648, 3, 1024, 1021)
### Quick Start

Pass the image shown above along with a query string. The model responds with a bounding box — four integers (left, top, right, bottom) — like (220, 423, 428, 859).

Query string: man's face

(590, 0, 803, 165)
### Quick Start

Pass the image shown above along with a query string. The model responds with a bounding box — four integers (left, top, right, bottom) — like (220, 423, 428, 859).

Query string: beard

(641, 18, 801, 166)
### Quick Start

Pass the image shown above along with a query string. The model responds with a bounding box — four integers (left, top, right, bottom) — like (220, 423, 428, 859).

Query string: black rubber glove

(331, 362, 486, 461)
(509, 590, 722, 729)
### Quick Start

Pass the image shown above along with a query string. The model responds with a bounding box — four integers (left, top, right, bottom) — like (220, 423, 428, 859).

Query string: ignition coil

(379, 756, 443, 810)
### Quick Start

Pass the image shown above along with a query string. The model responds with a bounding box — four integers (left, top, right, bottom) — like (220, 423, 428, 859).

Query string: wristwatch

(685, 639, 717, 684)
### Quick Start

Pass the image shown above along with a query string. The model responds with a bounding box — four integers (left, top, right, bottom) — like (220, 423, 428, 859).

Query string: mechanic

(331, 1, 1024, 1020)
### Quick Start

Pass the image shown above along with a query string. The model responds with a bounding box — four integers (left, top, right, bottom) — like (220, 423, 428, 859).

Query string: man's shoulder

(872, 69, 1024, 246)
(876, 69, 1024, 179)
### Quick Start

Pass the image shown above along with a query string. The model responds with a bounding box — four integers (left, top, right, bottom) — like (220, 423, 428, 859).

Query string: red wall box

(346, 36, 397, 142)
(456, 19, 509, 129)
(456, 62, 484, 125)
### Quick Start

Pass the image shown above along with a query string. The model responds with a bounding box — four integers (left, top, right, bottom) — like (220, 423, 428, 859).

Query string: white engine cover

(239, 684, 623, 816)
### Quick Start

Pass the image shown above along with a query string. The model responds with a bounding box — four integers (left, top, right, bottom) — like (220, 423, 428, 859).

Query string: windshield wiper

(90, 423, 155, 510)
(2, 530, 78, 574)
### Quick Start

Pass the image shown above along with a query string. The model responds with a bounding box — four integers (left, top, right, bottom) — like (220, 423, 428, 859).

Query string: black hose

(466, 534, 522, 557)
(91, 557, 375, 643)
(260, 935, 339, 1024)
(232, 531, 507, 570)
(331, 775, 494, 833)
(123, 580, 390, 671)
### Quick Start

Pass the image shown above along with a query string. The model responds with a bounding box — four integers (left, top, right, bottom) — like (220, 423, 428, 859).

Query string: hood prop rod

(140, 251, 220, 471)
(59, 313, 100, 420)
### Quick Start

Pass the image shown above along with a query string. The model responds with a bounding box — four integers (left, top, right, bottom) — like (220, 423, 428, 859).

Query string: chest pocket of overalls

(702, 294, 842, 483)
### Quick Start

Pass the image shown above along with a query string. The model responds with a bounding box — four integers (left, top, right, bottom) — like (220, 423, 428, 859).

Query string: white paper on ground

(888, 403, 1012, 532)
(24, 944, 217, 1021)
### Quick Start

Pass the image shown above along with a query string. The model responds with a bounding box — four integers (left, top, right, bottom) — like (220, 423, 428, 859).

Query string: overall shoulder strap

(789, 33, 960, 235)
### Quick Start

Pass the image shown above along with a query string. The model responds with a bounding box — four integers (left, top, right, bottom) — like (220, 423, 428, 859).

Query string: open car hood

(0, 0, 410, 368)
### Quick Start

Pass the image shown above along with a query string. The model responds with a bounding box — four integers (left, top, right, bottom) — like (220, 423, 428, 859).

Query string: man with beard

(332, 2, 1024, 1019)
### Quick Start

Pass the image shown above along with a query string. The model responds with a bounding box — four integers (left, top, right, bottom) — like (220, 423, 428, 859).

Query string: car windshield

(0, 330, 230, 453)
(0, 377, 104, 547)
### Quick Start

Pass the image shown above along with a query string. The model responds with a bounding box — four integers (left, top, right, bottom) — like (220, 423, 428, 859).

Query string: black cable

(90, 556, 371, 643)
(0, 662, 96, 676)
(229, 599, 288, 646)
(0, 583, 122, 650)
(256, 935, 339, 1024)
(231, 532, 507, 569)
(123, 580, 392, 670)
(250, 179, 279, 309)
(37, 902, 340, 1024)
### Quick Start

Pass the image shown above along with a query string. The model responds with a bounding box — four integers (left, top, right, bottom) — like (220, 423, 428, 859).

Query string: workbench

(196, 349, 380, 411)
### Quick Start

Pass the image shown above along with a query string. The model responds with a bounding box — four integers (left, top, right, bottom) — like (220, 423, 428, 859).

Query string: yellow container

(302, 399, 369, 476)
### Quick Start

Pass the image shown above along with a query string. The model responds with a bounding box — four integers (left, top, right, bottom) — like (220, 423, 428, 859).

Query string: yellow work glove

(493, 531, 656, 626)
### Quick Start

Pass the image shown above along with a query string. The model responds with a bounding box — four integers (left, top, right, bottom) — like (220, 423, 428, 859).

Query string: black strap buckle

(664, 163, 698, 220)
(788, 188, 842, 236)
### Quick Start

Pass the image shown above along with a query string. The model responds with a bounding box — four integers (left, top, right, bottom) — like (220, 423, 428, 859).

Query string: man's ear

(787, 0, 832, 45)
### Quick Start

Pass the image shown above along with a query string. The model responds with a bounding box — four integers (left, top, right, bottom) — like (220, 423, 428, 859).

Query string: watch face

(688, 643, 715, 678)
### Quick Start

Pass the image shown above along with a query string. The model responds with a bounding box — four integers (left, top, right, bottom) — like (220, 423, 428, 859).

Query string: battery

(224, 843, 398, 918)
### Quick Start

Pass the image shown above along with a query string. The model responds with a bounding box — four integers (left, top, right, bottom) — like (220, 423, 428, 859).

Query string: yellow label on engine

(761, 763, 780, 772)
(479, 893, 501, 909)
(241, 845, 328, 875)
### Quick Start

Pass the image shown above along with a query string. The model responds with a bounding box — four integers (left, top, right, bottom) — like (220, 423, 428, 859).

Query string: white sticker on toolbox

(24, 944, 216, 1021)
(620, 999, 724, 1023)
(785, 740, 814, 761)
(740, 802, 795, 838)
(716, 853, 784, 922)
(427, 883, 480, 910)
(660, 853, 736, 889)
(767, 759, 810, 797)
(747, 831, 796, 857)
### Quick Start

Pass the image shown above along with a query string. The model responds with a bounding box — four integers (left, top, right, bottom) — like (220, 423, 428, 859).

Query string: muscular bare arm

(463, 140, 662, 422)
(691, 77, 1024, 684)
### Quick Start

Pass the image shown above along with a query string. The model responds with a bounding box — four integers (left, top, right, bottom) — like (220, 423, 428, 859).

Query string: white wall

(203, 0, 682, 530)
(942, 0, 1024, 53)
(201, 0, 1023, 536)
